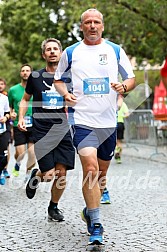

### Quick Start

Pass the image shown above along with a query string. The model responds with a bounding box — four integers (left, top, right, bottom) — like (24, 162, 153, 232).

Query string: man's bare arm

(18, 92, 32, 131)
(54, 79, 77, 106)
(111, 77, 135, 94)
(54, 79, 68, 96)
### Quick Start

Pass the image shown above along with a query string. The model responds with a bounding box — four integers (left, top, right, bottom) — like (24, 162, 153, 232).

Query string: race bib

(0, 122, 6, 134)
(42, 91, 64, 109)
(24, 116, 33, 127)
(83, 77, 109, 97)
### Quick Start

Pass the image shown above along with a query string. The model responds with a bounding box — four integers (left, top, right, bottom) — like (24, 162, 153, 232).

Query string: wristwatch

(122, 83, 127, 93)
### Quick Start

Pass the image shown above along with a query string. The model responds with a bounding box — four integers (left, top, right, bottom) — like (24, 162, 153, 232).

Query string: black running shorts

(34, 130, 75, 173)
(13, 127, 34, 146)
(117, 122, 125, 140)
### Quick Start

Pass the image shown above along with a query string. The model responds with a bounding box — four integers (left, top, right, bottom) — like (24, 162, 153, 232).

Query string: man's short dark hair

(41, 38, 62, 54)
(20, 63, 33, 72)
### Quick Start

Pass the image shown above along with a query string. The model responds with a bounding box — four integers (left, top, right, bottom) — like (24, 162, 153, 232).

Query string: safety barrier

(124, 109, 167, 157)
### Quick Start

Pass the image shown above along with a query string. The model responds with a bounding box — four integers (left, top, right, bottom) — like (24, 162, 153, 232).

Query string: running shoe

(100, 189, 111, 204)
(0, 175, 6, 185)
(81, 207, 92, 234)
(115, 146, 121, 154)
(3, 169, 10, 178)
(114, 152, 120, 159)
(48, 206, 64, 222)
(116, 157, 122, 164)
(89, 223, 104, 245)
(26, 168, 39, 199)
(12, 164, 20, 177)
(115, 152, 122, 164)
(12, 167, 19, 177)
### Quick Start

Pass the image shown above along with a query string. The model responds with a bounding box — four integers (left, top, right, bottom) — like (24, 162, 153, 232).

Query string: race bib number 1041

(83, 77, 109, 96)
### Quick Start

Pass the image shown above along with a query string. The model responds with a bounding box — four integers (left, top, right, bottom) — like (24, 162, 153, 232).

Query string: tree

(0, 37, 20, 88)
(0, 0, 167, 71)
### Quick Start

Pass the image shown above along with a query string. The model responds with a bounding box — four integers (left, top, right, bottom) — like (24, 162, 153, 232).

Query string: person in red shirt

(160, 57, 167, 89)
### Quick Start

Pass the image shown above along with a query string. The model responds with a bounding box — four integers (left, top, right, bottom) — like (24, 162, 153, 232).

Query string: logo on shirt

(99, 54, 108, 65)
(43, 81, 55, 91)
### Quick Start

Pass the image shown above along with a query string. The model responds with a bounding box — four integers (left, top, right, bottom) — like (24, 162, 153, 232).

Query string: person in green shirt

(8, 64, 36, 181)
(115, 94, 129, 164)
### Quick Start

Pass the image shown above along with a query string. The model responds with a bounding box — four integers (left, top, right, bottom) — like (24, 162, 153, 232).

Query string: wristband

(122, 83, 127, 93)
(5, 114, 9, 120)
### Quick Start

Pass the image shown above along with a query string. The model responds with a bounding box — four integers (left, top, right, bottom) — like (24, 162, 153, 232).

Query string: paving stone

(0, 145, 167, 251)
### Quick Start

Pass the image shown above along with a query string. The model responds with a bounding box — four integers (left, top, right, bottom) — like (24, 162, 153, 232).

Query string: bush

(134, 70, 161, 109)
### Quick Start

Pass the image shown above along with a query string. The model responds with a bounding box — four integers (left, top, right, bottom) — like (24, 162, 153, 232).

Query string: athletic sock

(49, 201, 58, 209)
(87, 207, 100, 225)
(15, 163, 20, 171)
(103, 187, 108, 193)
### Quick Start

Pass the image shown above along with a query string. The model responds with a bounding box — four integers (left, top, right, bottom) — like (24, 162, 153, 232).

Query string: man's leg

(26, 142, 36, 172)
(98, 158, 111, 194)
(12, 144, 26, 176)
(116, 139, 122, 153)
(51, 164, 67, 202)
(79, 147, 104, 244)
(26, 163, 67, 222)
(1, 132, 10, 179)
(115, 123, 124, 163)
(0, 143, 8, 185)
(115, 139, 122, 164)
(98, 158, 111, 204)
(79, 147, 100, 210)
(48, 164, 67, 221)
(0, 153, 7, 185)
(23, 142, 36, 183)
(3, 145, 10, 178)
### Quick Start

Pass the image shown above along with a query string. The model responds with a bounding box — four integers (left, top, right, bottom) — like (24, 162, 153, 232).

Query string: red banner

(153, 81, 167, 117)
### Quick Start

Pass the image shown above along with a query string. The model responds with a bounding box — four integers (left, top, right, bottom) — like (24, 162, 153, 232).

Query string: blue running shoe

(89, 223, 104, 245)
(100, 189, 111, 204)
(81, 207, 92, 234)
(0, 175, 6, 185)
(3, 169, 10, 178)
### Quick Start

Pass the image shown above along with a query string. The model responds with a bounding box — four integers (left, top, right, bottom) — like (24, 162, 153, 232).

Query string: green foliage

(134, 70, 161, 89)
(0, 0, 166, 88)
(0, 37, 20, 89)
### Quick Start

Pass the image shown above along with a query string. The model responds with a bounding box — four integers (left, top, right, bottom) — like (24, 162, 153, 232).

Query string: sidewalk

(122, 143, 167, 164)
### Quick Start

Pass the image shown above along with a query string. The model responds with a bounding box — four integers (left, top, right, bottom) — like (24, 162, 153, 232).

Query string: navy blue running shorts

(34, 130, 75, 173)
(72, 125, 116, 161)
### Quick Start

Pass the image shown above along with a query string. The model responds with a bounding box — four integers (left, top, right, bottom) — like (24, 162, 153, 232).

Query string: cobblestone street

(0, 144, 167, 252)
